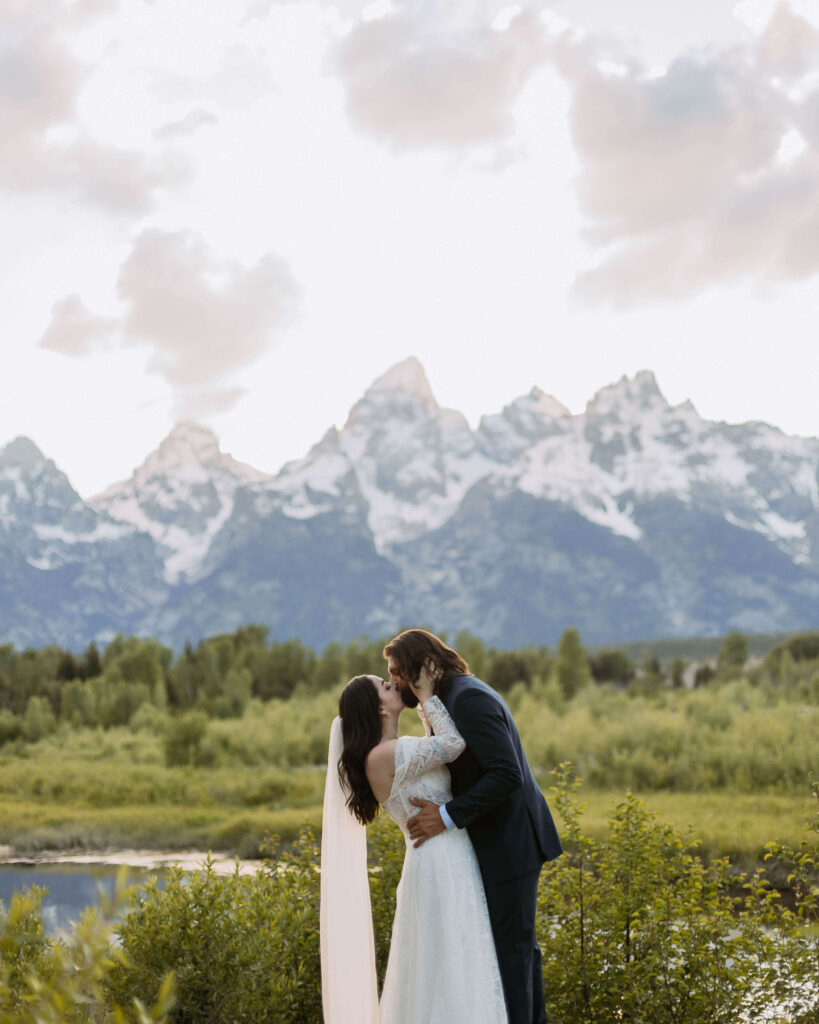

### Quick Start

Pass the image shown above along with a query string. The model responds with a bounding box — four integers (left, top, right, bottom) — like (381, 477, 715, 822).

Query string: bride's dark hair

(338, 675, 382, 825)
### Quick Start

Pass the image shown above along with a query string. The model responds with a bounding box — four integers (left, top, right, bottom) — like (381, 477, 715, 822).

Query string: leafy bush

(0, 885, 52, 1014)
(540, 765, 818, 1024)
(21, 697, 57, 743)
(0, 709, 22, 746)
(107, 833, 322, 1024)
(2, 779, 817, 1023)
(0, 876, 174, 1024)
(163, 712, 209, 767)
(767, 631, 819, 666)
(366, 816, 407, 984)
(588, 648, 635, 684)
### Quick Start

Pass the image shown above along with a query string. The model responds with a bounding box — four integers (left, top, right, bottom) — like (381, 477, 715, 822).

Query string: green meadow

(1, 627, 817, 1022)
(0, 625, 816, 867)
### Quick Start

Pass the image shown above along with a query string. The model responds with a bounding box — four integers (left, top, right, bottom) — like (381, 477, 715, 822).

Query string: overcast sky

(4, 0, 819, 496)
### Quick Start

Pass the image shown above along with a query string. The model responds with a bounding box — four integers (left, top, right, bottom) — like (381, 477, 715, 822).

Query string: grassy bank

(0, 782, 814, 868)
(0, 671, 816, 866)
(0, 799, 322, 858)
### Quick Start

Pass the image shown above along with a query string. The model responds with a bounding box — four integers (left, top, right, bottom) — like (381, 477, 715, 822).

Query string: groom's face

(387, 656, 419, 708)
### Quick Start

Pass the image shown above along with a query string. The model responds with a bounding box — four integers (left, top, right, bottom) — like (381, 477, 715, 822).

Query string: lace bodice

(382, 696, 465, 835)
(376, 697, 508, 1022)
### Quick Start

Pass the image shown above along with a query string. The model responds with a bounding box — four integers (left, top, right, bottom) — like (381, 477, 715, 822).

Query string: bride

(320, 664, 507, 1024)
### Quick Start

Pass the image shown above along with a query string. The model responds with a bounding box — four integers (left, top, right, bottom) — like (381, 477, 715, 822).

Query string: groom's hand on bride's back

(407, 798, 446, 847)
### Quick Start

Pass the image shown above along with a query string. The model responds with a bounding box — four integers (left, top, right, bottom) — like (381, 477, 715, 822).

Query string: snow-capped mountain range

(2, 358, 818, 649)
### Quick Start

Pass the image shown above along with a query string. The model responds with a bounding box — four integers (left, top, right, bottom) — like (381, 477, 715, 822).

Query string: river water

(0, 852, 259, 937)
(0, 863, 140, 936)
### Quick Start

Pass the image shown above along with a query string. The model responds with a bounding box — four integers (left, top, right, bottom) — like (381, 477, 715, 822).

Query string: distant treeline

(1, 624, 818, 747)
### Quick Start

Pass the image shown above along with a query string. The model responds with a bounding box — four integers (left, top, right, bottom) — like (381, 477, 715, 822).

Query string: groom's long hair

(383, 629, 470, 689)
(338, 675, 382, 825)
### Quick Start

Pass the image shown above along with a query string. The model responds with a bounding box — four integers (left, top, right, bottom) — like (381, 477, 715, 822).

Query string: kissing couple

(321, 628, 563, 1024)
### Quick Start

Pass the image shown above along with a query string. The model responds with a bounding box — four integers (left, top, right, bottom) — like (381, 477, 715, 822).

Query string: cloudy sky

(4, 0, 819, 496)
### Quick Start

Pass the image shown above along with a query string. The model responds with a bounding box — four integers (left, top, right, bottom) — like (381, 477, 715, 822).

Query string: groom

(384, 629, 563, 1024)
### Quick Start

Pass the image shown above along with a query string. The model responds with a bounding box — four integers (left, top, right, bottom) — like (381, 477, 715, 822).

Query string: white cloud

(555, 3, 819, 304)
(39, 229, 300, 417)
(755, 1, 819, 76)
(39, 294, 117, 355)
(331, 4, 553, 151)
(0, 0, 182, 212)
(321, 0, 819, 299)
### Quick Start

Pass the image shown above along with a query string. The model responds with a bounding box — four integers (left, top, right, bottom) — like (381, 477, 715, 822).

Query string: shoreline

(0, 845, 262, 875)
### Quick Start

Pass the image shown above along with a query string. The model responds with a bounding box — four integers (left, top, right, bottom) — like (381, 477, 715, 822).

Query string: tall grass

(0, 666, 816, 859)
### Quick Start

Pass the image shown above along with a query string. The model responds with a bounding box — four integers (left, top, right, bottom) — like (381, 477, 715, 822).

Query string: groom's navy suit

(439, 673, 562, 1024)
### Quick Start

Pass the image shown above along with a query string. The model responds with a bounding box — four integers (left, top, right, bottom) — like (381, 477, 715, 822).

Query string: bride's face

(387, 656, 419, 708)
(369, 674, 404, 717)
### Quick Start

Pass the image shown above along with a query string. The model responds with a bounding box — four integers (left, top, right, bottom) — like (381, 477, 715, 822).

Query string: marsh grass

(543, 789, 817, 868)
(0, 676, 815, 863)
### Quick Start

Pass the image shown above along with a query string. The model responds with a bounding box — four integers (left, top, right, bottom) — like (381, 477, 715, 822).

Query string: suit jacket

(440, 672, 562, 886)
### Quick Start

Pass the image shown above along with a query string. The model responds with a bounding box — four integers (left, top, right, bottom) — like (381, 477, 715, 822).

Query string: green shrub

(2, 780, 817, 1023)
(163, 712, 209, 768)
(21, 697, 57, 743)
(0, 876, 174, 1024)
(107, 832, 322, 1024)
(0, 885, 52, 1014)
(367, 815, 406, 984)
(0, 709, 22, 746)
(540, 765, 818, 1024)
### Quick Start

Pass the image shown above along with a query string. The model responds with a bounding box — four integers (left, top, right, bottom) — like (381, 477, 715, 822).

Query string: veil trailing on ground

(320, 716, 379, 1024)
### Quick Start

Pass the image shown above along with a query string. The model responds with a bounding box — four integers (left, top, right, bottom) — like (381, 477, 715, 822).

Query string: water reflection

(0, 864, 159, 937)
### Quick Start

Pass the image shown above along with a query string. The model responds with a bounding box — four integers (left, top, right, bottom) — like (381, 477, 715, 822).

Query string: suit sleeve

(443, 688, 523, 829)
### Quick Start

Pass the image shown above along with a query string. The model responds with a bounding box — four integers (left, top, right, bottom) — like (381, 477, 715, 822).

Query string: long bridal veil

(320, 716, 379, 1024)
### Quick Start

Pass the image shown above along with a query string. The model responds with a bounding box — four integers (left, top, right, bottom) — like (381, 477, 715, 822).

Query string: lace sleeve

(393, 696, 466, 787)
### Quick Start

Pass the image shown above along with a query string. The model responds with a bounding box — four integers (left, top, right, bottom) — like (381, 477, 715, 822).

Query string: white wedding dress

(378, 696, 507, 1024)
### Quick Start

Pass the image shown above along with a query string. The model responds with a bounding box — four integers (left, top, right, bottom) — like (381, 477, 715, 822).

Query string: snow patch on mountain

(271, 360, 494, 549)
(13, 360, 817, 592)
(33, 521, 133, 543)
(365, 356, 438, 407)
(92, 422, 271, 582)
(478, 388, 571, 462)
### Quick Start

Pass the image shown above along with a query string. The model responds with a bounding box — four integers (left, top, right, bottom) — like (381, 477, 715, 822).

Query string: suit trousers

(483, 867, 547, 1024)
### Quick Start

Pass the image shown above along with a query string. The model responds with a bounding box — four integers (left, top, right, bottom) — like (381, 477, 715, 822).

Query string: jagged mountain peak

(0, 435, 91, 539)
(362, 356, 438, 407)
(156, 421, 222, 465)
(0, 436, 49, 468)
(90, 422, 269, 583)
(3, 362, 819, 651)
(140, 421, 233, 481)
(477, 387, 571, 463)
(525, 387, 572, 419)
(586, 370, 667, 417)
(93, 422, 267, 502)
(0, 436, 79, 510)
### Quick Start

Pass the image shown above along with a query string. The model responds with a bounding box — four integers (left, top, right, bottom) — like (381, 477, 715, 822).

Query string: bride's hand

(410, 660, 436, 704)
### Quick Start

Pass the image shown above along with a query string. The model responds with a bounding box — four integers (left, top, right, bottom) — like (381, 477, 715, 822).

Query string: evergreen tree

(555, 628, 591, 700)
(56, 650, 78, 681)
(316, 642, 346, 690)
(81, 641, 102, 679)
(718, 631, 749, 673)
(670, 656, 687, 688)
(454, 631, 488, 680)
(589, 649, 635, 684)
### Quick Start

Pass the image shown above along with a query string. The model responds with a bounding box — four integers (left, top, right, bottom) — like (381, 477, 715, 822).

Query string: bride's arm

(419, 696, 465, 760)
(394, 697, 465, 785)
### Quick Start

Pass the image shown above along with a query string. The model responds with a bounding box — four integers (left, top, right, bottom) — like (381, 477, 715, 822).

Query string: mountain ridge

(2, 360, 818, 649)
